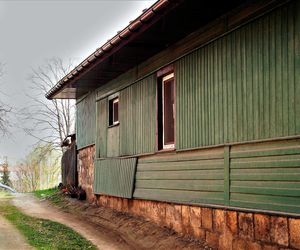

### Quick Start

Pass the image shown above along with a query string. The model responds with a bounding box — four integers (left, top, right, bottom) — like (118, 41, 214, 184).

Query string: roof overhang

(46, 0, 246, 100)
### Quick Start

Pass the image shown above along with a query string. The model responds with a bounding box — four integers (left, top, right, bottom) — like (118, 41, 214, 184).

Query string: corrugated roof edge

(45, 0, 171, 100)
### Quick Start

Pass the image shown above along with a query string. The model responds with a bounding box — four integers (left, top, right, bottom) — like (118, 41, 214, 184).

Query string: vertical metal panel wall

(96, 98, 107, 158)
(119, 74, 156, 156)
(76, 91, 96, 149)
(96, 74, 156, 158)
(94, 157, 137, 198)
(176, 1, 300, 150)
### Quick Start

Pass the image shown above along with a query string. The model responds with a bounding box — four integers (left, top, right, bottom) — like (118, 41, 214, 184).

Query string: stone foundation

(96, 195, 300, 250)
(78, 145, 95, 203)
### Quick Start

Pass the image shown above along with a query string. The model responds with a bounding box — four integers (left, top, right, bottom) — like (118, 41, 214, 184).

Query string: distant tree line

(12, 143, 61, 192)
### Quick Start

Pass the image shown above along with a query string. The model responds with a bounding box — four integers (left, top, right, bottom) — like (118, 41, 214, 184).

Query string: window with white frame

(162, 73, 175, 149)
(108, 96, 119, 126)
(157, 71, 175, 150)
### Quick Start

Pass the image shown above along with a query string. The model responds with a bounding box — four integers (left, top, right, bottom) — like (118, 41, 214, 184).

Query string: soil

(13, 194, 211, 250)
(0, 211, 33, 250)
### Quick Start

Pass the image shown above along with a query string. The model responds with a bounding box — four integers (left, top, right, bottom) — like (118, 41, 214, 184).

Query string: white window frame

(112, 97, 119, 125)
(162, 72, 175, 150)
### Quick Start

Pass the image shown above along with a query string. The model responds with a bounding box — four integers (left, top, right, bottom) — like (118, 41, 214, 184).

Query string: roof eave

(45, 0, 176, 100)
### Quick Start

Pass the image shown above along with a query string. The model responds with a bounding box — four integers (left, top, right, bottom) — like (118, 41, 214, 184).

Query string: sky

(0, 0, 156, 164)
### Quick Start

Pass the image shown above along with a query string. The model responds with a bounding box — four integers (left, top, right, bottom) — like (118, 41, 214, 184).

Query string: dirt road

(13, 194, 132, 250)
(0, 194, 33, 250)
(12, 194, 208, 250)
(0, 213, 33, 250)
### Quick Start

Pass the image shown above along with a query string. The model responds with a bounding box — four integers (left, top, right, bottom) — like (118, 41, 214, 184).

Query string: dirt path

(12, 194, 133, 250)
(0, 215, 33, 250)
(12, 194, 209, 250)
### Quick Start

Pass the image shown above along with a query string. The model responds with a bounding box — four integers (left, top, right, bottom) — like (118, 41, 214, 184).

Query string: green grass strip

(33, 188, 58, 199)
(0, 201, 96, 250)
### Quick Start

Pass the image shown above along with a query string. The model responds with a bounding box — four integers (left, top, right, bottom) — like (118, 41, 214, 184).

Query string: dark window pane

(108, 97, 119, 126)
(109, 99, 113, 126)
(113, 100, 119, 123)
(163, 77, 174, 146)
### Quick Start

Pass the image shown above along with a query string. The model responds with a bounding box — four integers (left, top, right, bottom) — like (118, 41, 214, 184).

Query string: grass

(34, 187, 66, 206)
(0, 201, 96, 250)
(34, 188, 58, 199)
(0, 190, 13, 199)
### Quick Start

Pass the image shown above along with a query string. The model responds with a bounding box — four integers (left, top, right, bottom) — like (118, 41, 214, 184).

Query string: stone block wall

(78, 145, 95, 203)
(96, 195, 300, 250)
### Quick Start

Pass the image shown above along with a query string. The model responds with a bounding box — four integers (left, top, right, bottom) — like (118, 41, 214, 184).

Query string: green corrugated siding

(96, 98, 107, 158)
(134, 148, 225, 205)
(119, 74, 156, 156)
(76, 91, 96, 149)
(230, 139, 300, 214)
(176, 1, 300, 150)
(94, 158, 137, 198)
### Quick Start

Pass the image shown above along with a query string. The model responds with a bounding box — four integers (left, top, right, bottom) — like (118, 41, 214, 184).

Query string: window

(109, 97, 119, 126)
(157, 71, 175, 150)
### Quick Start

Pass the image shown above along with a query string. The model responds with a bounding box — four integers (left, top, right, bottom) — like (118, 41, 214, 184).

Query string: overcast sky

(0, 0, 156, 164)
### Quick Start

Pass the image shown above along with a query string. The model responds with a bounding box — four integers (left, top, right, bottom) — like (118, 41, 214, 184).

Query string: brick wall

(96, 195, 300, 250)
(78, 145, 95, 203)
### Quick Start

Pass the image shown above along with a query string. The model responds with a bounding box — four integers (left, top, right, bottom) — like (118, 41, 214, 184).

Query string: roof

(46, 0, 244, 100)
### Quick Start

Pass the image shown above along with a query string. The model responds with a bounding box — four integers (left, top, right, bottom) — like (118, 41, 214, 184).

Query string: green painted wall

(119, 74, 156, 156)
(96, 74, 156, 158)
(134, 138, 300, 214)
(134, 148, 225, 205)
(176, 1, 300, 150)
(91, 1, 300, 215)
(94, 157, 137, 198)
(230, 139, 300, 214)
(76, 91, 96, 149)
(95, 1, 300, 155)
(96, 98, 107, 158)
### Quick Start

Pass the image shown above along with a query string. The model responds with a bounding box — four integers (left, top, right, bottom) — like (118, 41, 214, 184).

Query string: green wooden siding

(134, 138, 300, 214)
(91, 1, 300, 215)
(94, 158, 137, 198)
(176, 1, 300, 150)
(230, 139, 300, 214)
(107, 126, 120, 157)
(96, 98, 107, 158)
(94, 1, 300, 155)
(96, 74, 156, 158)
(76, 91, 96, 149)
(119, 74, 156, 156)
(134, 148, 225, 205)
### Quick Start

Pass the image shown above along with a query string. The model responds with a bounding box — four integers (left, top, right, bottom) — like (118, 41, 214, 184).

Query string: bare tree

(20, 58, 75, 149)
(0, 63, 11, 135)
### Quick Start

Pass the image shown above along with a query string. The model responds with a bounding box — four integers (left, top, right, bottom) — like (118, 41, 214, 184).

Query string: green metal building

(47, 0, 300, 217)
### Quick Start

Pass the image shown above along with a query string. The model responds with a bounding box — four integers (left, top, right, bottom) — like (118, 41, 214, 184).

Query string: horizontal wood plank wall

(230, 139, 300, 214)
(134, 147, 225, 205)
(76, 91, 96, 149)
(176, 1, 300, 150)
(94, 158, 137, 198)
(134, 138, 300, 214)
(119, 74, 156, 156)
